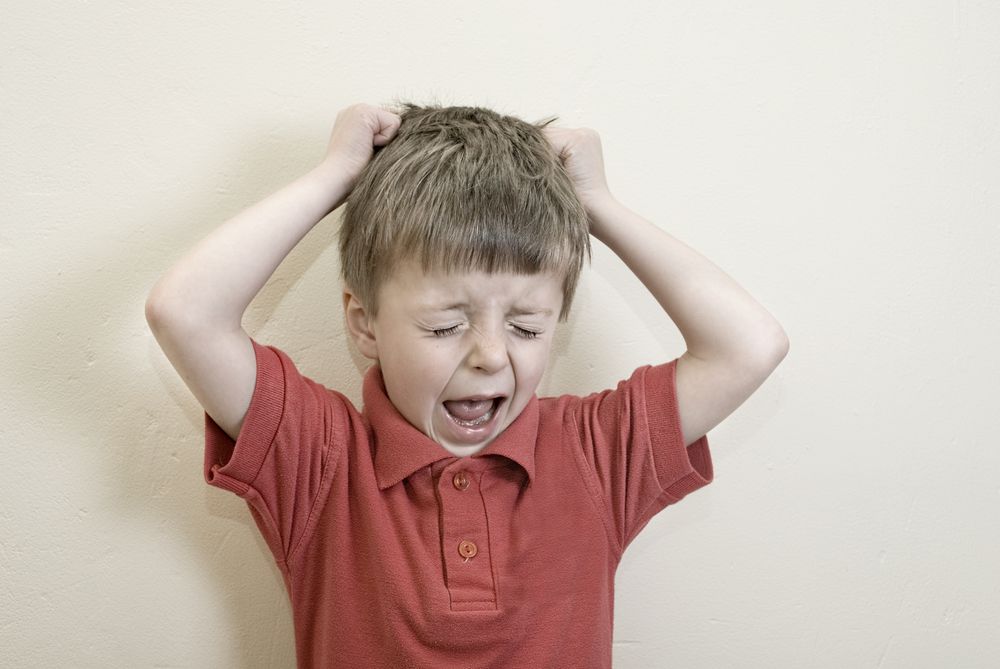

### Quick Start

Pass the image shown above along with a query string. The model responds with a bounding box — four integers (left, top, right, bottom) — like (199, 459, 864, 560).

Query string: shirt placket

(435, 459, 498, 611)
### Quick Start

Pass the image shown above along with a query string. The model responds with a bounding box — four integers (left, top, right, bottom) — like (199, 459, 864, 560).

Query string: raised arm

(145, 103, 401, 440)
(543, 126, 789, 447)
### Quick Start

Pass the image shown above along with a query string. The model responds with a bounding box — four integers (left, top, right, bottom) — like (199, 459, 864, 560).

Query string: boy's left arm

(544, 127, 789, 447)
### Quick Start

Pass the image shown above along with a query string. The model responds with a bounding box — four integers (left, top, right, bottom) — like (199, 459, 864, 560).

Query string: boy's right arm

(145, 104, 401, 441)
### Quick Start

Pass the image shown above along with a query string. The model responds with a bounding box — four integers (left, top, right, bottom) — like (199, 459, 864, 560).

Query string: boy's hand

(541, 125, 615, 217)
(320, 103, 402, 191)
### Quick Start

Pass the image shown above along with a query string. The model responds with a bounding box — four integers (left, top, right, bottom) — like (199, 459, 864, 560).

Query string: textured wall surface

(3, 1, 998, 667)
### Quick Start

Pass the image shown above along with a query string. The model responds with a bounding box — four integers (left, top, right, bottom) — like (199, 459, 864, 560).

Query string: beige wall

(3, 2, 999, 667)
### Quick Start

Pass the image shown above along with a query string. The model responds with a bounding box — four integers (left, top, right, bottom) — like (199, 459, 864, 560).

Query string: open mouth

(443, 397, 504, 428)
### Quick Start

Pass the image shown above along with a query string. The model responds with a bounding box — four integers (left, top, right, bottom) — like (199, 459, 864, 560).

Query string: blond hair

(339, 102, 590, 320)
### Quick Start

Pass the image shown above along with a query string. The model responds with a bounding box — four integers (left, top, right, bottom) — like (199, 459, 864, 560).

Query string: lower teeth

(451, 403, 495, 427)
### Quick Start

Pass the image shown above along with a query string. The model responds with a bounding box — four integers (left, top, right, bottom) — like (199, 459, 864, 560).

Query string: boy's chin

(436, 439, 494, 458)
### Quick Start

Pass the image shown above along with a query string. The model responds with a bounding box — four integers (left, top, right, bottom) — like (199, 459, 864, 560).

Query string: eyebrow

(508, 307, 554, 317)
(419, 303, 553, 317)
(422, 302, 468, 313)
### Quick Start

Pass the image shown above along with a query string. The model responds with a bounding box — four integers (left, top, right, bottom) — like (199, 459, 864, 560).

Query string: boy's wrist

(306, 160, 356, 213)
(584, 192, 626, 243)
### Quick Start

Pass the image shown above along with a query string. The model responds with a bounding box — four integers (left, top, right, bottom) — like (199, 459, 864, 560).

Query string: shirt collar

(362, 365, 538, 490)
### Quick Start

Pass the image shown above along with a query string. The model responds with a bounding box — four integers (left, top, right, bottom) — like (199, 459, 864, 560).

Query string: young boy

(146, 102, 788, 668)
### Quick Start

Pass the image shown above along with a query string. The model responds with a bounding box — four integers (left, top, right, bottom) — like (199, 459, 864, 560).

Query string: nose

(467, 327, 508, 374)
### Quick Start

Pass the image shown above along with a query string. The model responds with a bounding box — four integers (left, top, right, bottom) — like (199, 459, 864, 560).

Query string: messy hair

(339, 101, 591, 320)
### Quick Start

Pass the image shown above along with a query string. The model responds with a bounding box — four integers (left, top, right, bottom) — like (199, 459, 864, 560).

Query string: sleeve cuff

(642, 359, 714, 501)
(203, 338, 286, 496)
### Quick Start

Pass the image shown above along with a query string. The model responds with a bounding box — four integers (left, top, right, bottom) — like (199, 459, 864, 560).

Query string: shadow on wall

(7, 122, 358, 667)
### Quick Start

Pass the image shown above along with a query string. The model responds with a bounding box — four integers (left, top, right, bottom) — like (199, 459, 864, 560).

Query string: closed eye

(512, 325, 541, 339)
(432, 325, 461, 337)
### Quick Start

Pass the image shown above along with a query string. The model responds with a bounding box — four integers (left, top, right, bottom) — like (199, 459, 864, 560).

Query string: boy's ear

(343, 290, 378, 360)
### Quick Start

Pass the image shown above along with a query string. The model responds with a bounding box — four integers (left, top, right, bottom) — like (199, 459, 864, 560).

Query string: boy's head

(339, 102, 591, 457)
(339, 102, 590, 321)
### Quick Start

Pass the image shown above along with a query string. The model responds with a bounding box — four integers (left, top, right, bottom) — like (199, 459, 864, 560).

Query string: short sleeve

(570, 358, 713, 554)
(203, 338, 355, 563)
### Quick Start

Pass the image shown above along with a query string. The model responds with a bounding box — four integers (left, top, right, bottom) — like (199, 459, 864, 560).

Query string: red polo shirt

(204, 338, 713, 668)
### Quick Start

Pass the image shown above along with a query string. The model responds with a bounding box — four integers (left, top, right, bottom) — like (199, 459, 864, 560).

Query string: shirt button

(453, 471, 470, 490)
(458, 540, 478, 559)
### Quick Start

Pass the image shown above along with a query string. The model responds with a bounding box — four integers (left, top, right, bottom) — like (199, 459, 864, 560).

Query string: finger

(541, 126, 570, 157)
(372, 109, 402, 146)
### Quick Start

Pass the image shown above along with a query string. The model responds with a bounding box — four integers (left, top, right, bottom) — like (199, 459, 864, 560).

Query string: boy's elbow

(741, 324, 789, 372)
(144, 293, 164, 330)
(772, 328, 790, 359)
(145, 276, 170, 323)
(760, 327, 789, 369)
(145, 290, 242, 338)
(145, 289, 187, 333)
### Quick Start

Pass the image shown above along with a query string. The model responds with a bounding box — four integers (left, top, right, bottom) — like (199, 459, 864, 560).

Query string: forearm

(147, 162, 351, 330)
(588, 195, 788, 364)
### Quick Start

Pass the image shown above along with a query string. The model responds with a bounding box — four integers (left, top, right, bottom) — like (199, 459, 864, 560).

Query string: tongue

(444, 399, 494, 421)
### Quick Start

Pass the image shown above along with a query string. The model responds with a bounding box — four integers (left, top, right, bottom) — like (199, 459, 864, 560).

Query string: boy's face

(347, 259, 564, 457)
